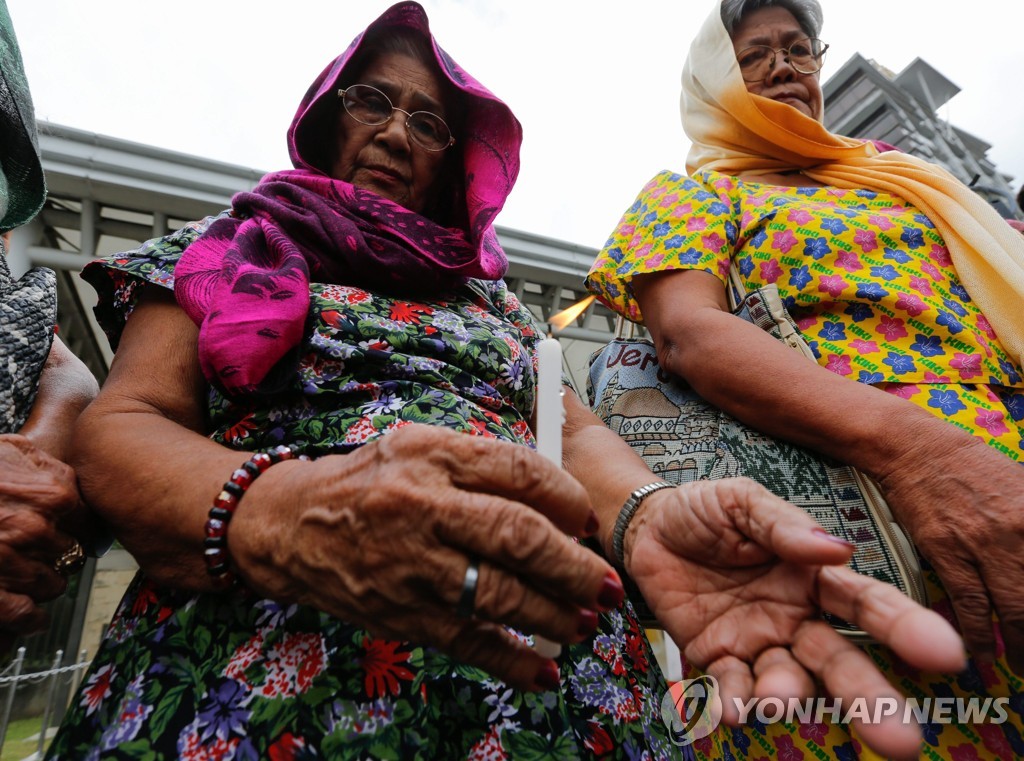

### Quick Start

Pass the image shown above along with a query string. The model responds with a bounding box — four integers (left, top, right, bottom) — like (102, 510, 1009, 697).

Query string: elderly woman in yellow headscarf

(588, 0, 1024, 758)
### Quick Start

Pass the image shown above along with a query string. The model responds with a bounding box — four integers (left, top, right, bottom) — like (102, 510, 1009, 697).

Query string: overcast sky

(9, 0, 1024, 249)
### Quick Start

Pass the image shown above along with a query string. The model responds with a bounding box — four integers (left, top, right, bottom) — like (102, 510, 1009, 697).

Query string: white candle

(534, 333, 564, 659)
(535, 335, 564, 466)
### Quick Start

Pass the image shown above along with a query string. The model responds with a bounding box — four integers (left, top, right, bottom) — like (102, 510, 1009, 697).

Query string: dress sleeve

(584, 170, 734, 324)
(80, 213, 227, 352)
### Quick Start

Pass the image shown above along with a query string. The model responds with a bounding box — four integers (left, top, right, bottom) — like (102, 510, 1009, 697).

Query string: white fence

(0, 648, 91, 758)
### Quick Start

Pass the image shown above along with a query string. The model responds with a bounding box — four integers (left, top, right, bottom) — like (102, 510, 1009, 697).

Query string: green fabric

(0, 0, 45, 231)
(0, 0, 52, 431)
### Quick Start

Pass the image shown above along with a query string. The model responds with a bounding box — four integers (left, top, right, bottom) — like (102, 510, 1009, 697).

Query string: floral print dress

(587, 170, 1024, 760)
(47, 217, 680, 761)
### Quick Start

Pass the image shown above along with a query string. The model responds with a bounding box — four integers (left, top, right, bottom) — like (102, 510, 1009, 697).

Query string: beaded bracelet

(204, 445, 306, 590)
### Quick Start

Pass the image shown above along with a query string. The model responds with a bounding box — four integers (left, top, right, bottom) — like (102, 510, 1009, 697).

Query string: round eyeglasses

(735, 38, 829, 82)
(337, 84, 455, 152)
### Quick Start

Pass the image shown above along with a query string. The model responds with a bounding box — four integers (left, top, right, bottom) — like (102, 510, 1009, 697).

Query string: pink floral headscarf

(288, 0, 522, 250)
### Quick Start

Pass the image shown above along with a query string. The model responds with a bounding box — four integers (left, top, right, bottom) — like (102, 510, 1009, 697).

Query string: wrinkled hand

(878, 429, 1024, 674)
(626, 478, 965, 761)
(0, 434, 83, 651)
(230, 424, 623, 692)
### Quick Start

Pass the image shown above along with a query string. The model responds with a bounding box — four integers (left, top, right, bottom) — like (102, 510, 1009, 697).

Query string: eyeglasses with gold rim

(735, 38, 829, 82)
(337, 84, 455, 152)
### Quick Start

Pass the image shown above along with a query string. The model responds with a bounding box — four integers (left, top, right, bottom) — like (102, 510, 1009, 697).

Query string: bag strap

(613, 313, 644, 340)
(726, 260, 745, 311)
(728, 261, 817, 362)
(750, 287, 817, 361)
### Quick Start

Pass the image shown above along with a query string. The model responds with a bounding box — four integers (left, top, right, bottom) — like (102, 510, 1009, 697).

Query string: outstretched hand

(625, 477, 966, 761)
(231, 424, 624, 693)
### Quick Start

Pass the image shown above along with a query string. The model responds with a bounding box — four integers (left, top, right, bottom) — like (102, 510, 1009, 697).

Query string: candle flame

(549, 295, 597, 333)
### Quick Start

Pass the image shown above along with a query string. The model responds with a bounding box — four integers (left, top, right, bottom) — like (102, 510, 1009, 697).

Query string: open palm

(626, 477, 965, 761)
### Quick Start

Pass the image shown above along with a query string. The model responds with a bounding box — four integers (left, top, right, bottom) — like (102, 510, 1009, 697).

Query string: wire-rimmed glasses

(735, 38, 829, 82)
(337, 84, 455, 152)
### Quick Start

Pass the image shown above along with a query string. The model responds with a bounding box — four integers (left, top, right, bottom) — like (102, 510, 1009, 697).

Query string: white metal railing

(0, 648, 91, 758)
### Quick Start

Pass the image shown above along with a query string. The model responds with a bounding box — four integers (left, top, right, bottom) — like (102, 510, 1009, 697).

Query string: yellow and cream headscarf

(681, 1, 1024, 365)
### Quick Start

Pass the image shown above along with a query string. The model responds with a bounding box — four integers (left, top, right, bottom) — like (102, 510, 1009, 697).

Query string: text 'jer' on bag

(586, 283, 925, 640)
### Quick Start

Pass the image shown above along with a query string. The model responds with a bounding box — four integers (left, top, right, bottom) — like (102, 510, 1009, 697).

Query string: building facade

(823, 53, 1021, 218)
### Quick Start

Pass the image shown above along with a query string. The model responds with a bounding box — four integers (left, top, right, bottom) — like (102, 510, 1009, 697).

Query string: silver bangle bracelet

(611, 481, 675, 568)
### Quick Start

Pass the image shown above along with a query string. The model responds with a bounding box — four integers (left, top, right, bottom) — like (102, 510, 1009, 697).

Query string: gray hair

(720, 0, 823, 39)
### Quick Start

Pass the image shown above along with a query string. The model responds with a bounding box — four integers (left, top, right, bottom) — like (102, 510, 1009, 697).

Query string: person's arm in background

(19, 335, 99, 460)
(16, 334, 108, 552)
(0, 433, 81, 650)
(632, 267, 1024, 674)
(0, 337, 99, 648)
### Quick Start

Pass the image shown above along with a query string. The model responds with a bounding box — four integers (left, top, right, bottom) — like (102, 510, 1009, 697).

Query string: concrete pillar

(5, 217, 45, 278)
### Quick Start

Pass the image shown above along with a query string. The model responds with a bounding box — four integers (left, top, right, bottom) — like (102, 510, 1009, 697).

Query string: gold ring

(54, 541, 86, 576)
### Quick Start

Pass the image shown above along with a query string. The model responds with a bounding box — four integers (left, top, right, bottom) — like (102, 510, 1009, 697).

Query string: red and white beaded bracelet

(204, 445, 307, 590)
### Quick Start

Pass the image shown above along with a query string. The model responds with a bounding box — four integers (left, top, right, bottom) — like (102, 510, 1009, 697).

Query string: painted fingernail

(577, 608, 599, 638)
(534, 660, 561, 691)
(812, 527, 854, 546)
(597, 573, 625, 609)
(583, 510, 600, 537)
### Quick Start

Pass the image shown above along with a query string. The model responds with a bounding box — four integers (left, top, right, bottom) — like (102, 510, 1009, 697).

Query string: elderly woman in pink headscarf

(49, 3, 963, 758)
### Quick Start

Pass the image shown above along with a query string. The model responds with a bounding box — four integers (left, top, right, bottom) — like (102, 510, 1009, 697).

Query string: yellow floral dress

(587, 169, 1024, 760)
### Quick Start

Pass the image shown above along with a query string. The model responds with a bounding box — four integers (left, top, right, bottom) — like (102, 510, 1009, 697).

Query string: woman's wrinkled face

(331, 52, 450, 214)
(731, 6, 824, 122)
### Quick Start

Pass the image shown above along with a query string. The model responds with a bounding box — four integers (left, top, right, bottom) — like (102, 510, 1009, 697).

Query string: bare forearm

(634, 270, 962, 482)
(16, 337, 104, 551)
(69, 288, 269, 588)
(663, 310, 958, 480)
(19, 337, 99, 461)
(71, 401, 256, 587)
(562, 391, 663, 563)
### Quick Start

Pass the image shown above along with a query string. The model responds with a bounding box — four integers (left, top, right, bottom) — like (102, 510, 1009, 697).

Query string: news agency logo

(732, 695, 1010, 726)
(661, 675, 723, 747)
(660, 676, 1010, 746)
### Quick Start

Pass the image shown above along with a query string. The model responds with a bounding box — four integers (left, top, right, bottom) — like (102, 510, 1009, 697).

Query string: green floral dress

(47, 216, 680, 761)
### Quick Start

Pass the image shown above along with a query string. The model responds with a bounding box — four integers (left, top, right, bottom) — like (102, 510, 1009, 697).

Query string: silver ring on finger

(456, 559, 480, 619)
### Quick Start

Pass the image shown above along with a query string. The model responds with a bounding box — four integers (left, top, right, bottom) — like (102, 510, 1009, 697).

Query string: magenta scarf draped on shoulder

(175, 1, 522, 396)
